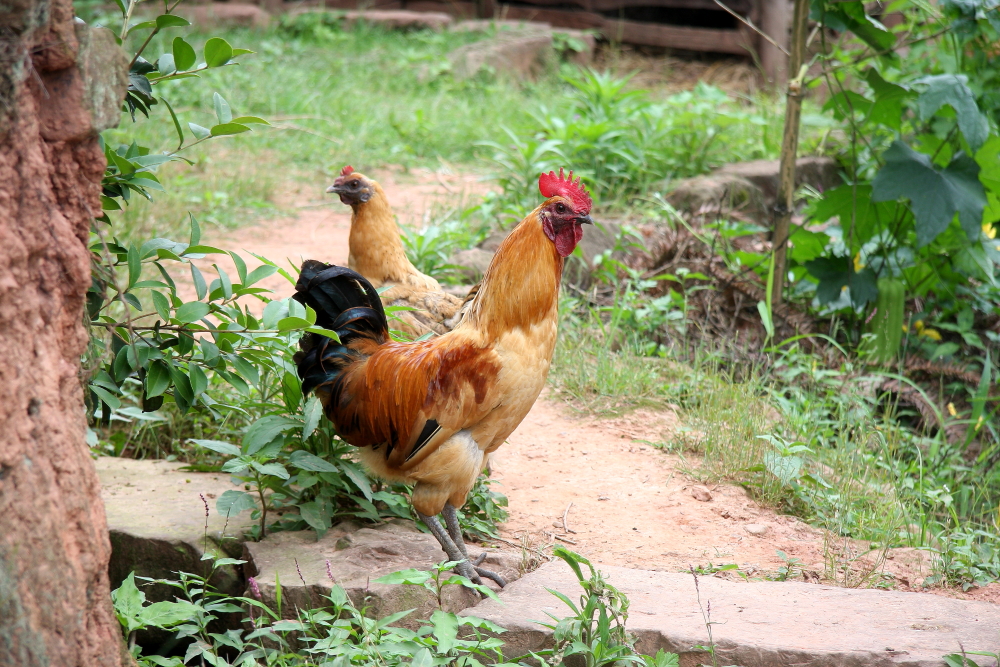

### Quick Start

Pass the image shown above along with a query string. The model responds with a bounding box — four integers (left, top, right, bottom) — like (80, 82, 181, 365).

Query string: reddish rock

(690, 485, 713, 502)
(448, 31, 554, 79)
(344, 9, 453, 31)
(0, 4, 129, 666)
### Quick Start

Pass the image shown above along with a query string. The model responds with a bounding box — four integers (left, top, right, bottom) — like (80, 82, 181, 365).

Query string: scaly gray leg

(417, 511, 481, 584)
(442, 502, 508, 588)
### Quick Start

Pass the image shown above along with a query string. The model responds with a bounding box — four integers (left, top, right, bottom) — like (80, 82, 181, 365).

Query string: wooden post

(770, 0, 809, 306)
(759, 0, 791, 84)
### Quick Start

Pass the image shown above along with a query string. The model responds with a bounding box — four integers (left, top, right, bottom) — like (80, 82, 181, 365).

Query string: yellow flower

(947, 403, 958, 417)
(914, 320, 925, 333)
(922, 328, 942, 341)
(853, 252, 865, 272)
(977, 415, 984, 432)
(902, 325, 909, 332)
(984, 222, 997, 240)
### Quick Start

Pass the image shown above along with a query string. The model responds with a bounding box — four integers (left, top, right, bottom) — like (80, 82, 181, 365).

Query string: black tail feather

(293, 261, 388, 398)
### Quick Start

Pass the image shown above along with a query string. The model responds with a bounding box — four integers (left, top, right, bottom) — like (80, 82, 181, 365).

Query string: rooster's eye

(556, 203, 566, 214)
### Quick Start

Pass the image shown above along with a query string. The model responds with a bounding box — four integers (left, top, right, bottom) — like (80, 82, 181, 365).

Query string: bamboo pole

(770, 0, 810, 305)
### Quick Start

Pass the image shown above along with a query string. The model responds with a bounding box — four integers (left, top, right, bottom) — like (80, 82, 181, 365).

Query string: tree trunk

(769, 0, 810, 305)
(0, 1, 129, 665)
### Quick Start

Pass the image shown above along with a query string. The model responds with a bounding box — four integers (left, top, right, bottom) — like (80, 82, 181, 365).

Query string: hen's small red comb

(340, 165, 354, 177)
(538, 169, 592, 213)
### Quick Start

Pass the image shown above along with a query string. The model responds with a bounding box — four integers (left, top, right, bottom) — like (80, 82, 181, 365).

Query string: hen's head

(327, 165, 375, 207)
(538, 169, 593, 257)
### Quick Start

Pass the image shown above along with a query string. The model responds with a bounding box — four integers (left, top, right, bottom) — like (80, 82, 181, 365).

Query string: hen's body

(329, 168, 464, 337)
(299, 170, 592, 585)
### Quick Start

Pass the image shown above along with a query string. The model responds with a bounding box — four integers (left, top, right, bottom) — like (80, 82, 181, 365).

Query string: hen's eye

(556, 203, 567, 213)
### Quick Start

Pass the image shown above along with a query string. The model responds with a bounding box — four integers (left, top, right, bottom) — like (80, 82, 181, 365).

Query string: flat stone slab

(244, 521, 521, 630)
(97, 457, 255, 598)
(464, 561, 1000, 666)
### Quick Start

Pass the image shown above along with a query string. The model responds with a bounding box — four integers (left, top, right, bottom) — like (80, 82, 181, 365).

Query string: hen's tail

(292, 260, 388, 398)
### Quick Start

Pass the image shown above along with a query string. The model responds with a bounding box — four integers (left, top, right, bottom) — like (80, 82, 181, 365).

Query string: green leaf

(915, 74, 989, 152)
(804, 256, 878, 308)
(188, 364, 208, 396)
(232, 48, 255, 56)
(252, 461, 290, 480)
(244, 264, 277, 286)
(305, 326, 341, 340)
(111, 572, 145, 623)
(277, 316, 312, 331)
(91, 385, 122, 410)
(155, 14, 190, 28)
(810, 0, 894, 51)
(764, 451, 803, 485)
(215, 264, 233, 299)
(140, 600, 200, 628)
(302, 395, 323, 440)
(156, 53, 176, 76)
(872, 141, 986, 246)
(190, 264, 207, 300)
(188, 123, 210, 140)
(217, 489, 257, 517)
(228, 354, 260, 387)
(146, 360, 171, 398)
(374, 569, 432, 585)
(127, 243, 141, 289)
(212, 92, 233, 124)
(288, 450, 338, 472)
(243, 415, 299, 454)
(151, 290, 170, 321)
(339, 461, 373, 501)
(189, 439, 241, 456)
(298, 501, 331, 535)
(172, 36, 196, 71)
(431, 610, 459, 654)
(175, 301, 210, 323)
(228, 251, 248, 284)
(188, 213, 201, 246)
(161, 97, 184, 150)
(204, 37, 234, 67)
(210, 123, 250, 137)
(864, 68, 911, 131)
(184, 245, 226, 255)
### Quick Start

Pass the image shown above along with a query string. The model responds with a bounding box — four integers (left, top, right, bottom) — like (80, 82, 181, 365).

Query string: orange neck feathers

(348, 182, 414, 286)
(466, 205, 562, 339)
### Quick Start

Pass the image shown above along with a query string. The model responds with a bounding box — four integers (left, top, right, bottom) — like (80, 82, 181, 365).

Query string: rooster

(295, 170, 592, 585)
(326, 166, 465, 338)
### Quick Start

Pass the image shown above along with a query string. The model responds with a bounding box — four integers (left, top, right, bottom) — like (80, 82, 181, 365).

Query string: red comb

(538, 169, 592, 213)
(340, 165, 354, 177)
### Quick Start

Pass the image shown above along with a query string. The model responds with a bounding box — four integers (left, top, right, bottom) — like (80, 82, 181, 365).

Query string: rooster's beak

(326, 184, 343, 194)
(577, 214, 593, 225)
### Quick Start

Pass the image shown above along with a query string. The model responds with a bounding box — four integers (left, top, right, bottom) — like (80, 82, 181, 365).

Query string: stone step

(97, 457, 256, 600)
(464, 561, 1000, 666)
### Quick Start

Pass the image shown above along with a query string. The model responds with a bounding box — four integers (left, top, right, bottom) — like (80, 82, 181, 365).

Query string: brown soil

(200, 168, 1000, 604)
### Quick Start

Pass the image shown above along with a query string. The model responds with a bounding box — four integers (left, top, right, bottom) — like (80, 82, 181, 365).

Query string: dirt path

(198, 168, 1000, 603)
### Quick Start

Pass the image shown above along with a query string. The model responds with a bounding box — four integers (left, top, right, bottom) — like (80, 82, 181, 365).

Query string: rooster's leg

(416, 511, 482, 584)
(442, 503, 508, 588)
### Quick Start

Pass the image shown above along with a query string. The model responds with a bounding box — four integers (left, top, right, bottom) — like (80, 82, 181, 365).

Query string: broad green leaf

(297, 501, 330, 535)
(212, 92, 233, 124)
(91, 385, 122, 410)
(217, 489, 257, 517)
(288, 450, 338, 472)
(210, 123, 250, 137)
(339, 461, 373, 501)
(146, 360, 171, 398)
(244, 264, 277, 286)
(150, 290, 170, 321)
(188, 123, 210, 140)
(804, 256, 877, 307)
(374, 569, 431, 585)
(228, 251, 248, 283)
(242, 415, 299, 454)
(155, 14, 190, 28)
(872, 141, 986, 246)
(277, 316, 311, 331)
(431, 610, 459, 653)
(127, 243, 141, 289)
(172, 36, 196, 71)
(189, 439, 241, 456)
(111, 572, 145, 623)
(232, 48, 254, 56)
(184, 245, 226, 255)
(252, 461, 289, 480)
(764, 452, 803, 485)
(915, 74, 989, 152)
(140, 600, 200, 628)
(204, 37, 234, 67)
(305, 326, 340, 340)
(865, 68, 911, 130)
(302, 395, 323, 440)
(261, 299, 288, 328)
(810, 0, 893, 51)
(190, 263, 207, 300)
(175, 301, 209, 323)
(228, 354, 260, 387)
(188, 213, 201, 246)
(188, 364, 208, 396)
(215, 264, 233, 299)
(156, 53, 176, 76)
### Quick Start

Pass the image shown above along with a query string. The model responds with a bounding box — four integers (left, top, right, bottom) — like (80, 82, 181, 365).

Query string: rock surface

(465, 561, 1000, 665)
(448, 29, 553, 79)
(187, 3, 272, 28)
(243, 521, 521, 628)
(97, 457, 255, 599)
(343, 9, 453, 31)
(716, 156, 841, 206)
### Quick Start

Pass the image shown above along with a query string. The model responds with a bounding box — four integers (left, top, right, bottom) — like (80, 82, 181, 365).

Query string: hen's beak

(577, 214, 594, 225)
(326, 183, 343, 194)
